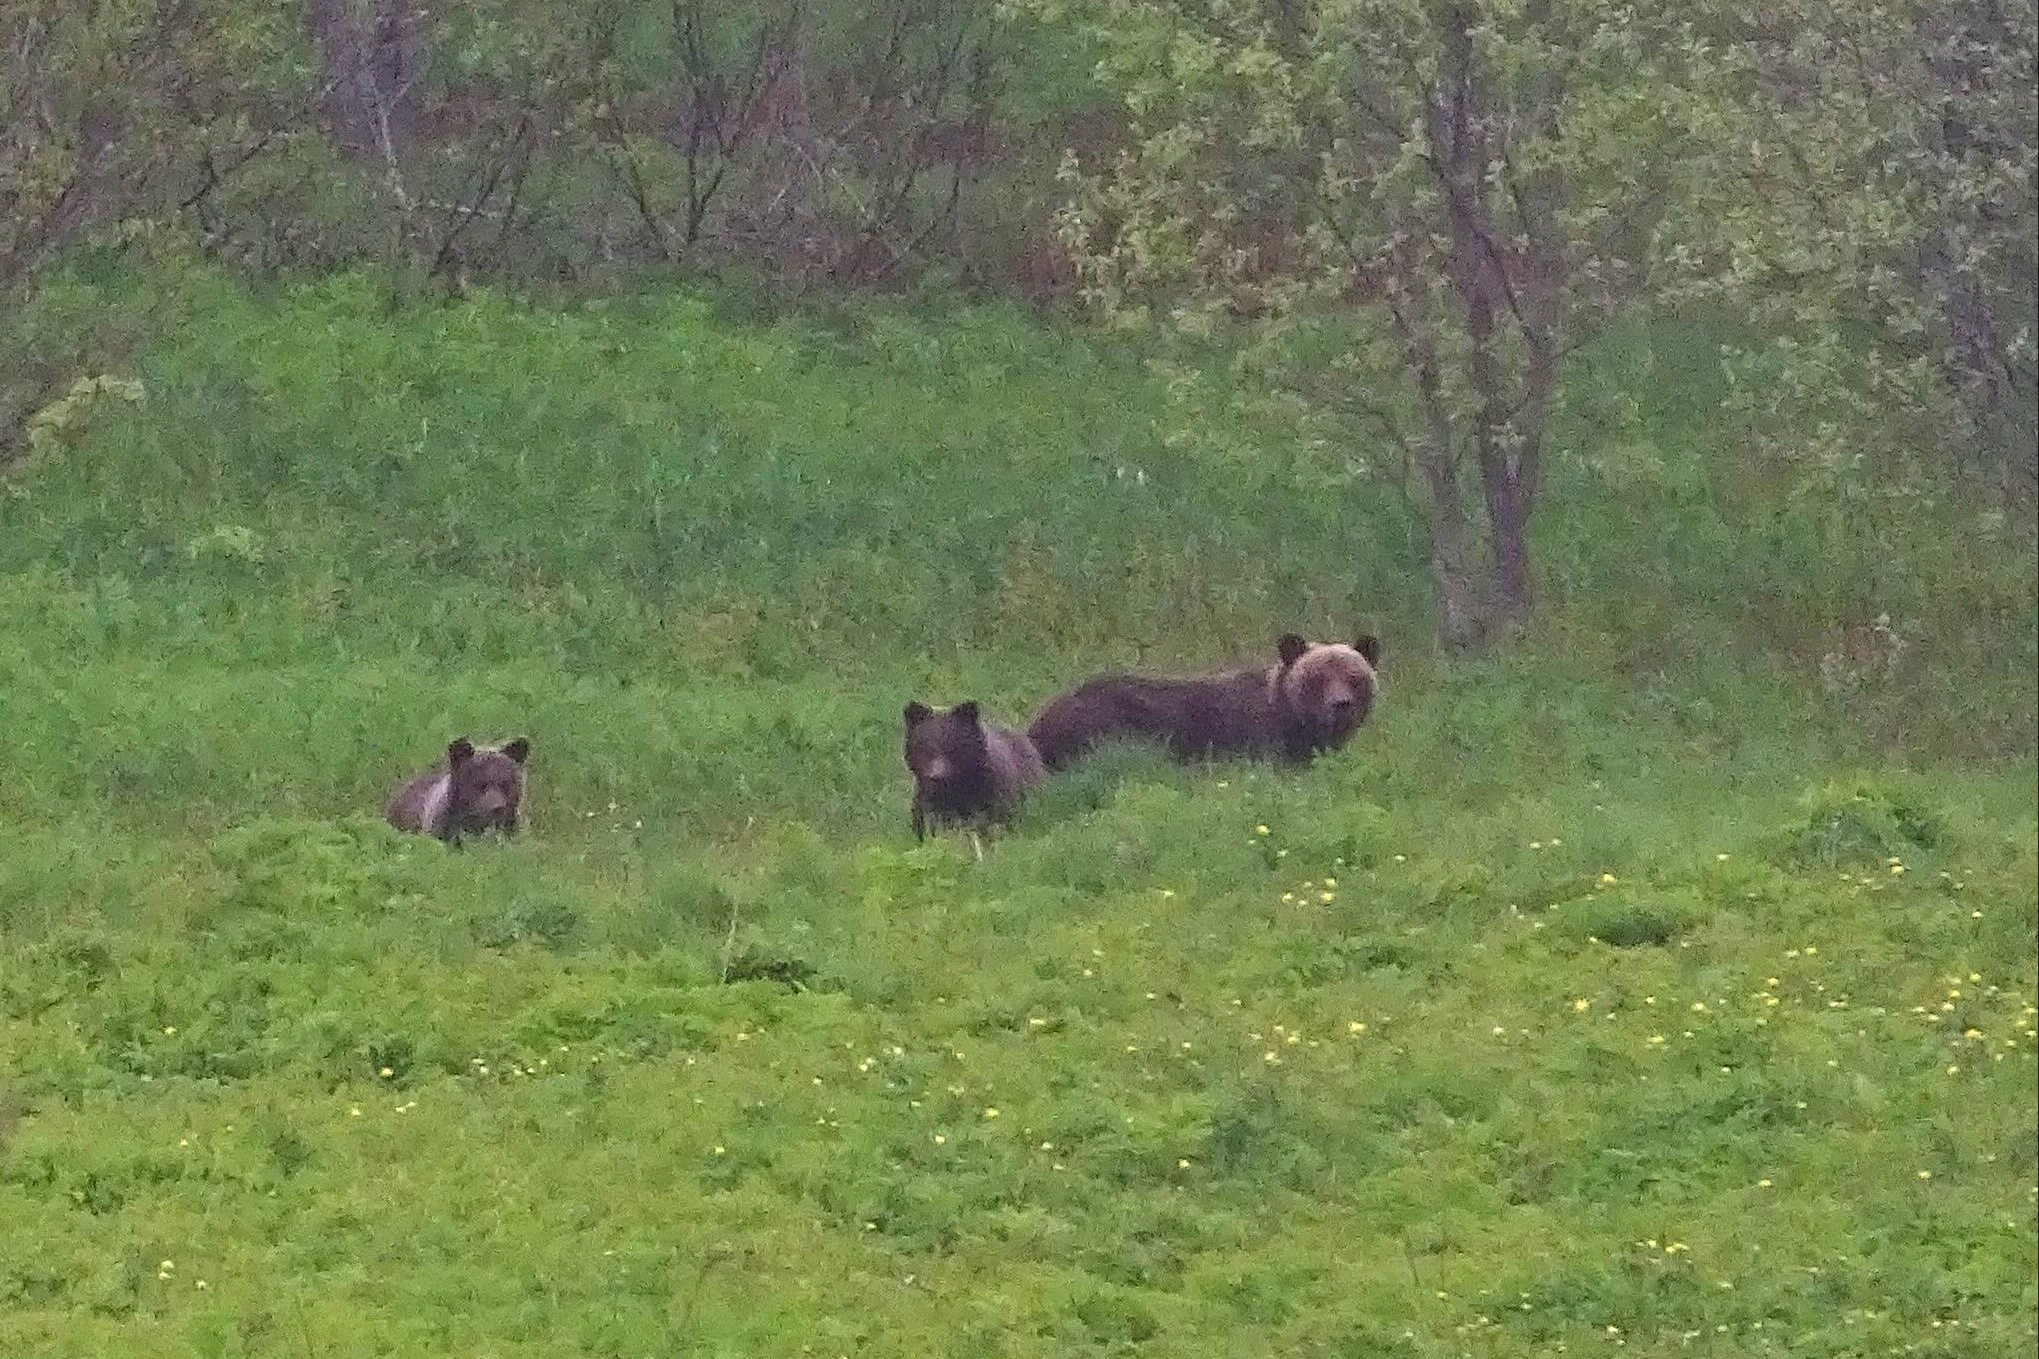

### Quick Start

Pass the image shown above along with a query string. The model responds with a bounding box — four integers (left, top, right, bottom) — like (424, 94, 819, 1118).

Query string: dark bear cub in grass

(1027, 632, 1382, 771)
(903, 700, 1046, 841)
(385, 737, 531, 844)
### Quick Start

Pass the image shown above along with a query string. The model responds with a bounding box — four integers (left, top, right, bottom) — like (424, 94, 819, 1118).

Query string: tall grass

(5, 263, 2030, 823)
(0, 262, 2032, 1356)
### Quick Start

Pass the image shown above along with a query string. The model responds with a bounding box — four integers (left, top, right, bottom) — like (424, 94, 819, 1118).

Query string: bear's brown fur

(385, 736, 531, 844)
(1026, 633, 1381, 771)
(904, 700, 1046, 841)
(1276, 635, 1382, 758)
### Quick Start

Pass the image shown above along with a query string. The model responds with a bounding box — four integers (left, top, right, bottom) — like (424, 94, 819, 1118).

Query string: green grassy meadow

(1, 265, 2035, 1357)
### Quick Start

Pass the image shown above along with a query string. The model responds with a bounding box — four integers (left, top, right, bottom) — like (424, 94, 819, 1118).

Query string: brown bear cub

(1027, 632, 1382, 771)
(903, 700, 1046, 841)
(385, 737, 531, 844)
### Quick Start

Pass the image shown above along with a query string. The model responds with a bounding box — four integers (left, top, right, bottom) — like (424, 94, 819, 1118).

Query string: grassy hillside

(1, 264, 2034, 1357)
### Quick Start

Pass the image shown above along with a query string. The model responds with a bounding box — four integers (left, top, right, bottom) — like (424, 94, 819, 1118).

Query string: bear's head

(444, 736, 530, 837)
(1273, 632, 1382, 754)
(904, 700, 990, 798)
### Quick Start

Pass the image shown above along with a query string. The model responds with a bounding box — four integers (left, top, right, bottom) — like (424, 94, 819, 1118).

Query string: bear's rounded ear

(953, 700, 981, 726)
(1276, 634, 1311, 667)
(501, 737, 531, 764)
(1354, 634, 1383, 668)
(904, 701, 932, 727)
(447, 738, 477, 766)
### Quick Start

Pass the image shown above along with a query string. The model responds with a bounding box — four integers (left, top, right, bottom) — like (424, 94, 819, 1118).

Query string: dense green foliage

(1038, 0, 2036, 642)
(1, 265, 2034, 1355)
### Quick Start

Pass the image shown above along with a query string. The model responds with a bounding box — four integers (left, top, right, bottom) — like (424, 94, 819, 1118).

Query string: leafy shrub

(209, 816, 433, 917)
(1774, 778, 1945, 869)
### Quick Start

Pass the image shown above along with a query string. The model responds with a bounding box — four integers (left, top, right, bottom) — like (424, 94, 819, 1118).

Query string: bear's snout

(1321, 690, 1368, 738)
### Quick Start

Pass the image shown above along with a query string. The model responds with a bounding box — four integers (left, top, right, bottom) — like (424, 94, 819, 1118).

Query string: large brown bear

(385, 736, 531, 844)
(903, 700, 1046, 841)
(1027, 633, 1381, 771)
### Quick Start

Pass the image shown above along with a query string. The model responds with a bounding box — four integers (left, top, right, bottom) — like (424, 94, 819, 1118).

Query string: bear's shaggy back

(1027, 632, 1381, 771)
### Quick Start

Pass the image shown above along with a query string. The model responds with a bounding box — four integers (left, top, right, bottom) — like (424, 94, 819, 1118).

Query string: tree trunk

(1412, 400, 1488, 651)
(1480, 335, 1555, 632)
(304, 0, 423, 161)
(1483, 473, 1533, 630)
(1435, 0, 1528, 639)
(1425, 0, 1565, 638)
(1925, 235, 2037, 504)
(1425, 484, 1488, 653)
(1918, 1, 2037, 506)
(1395, 307, 1492, 653)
